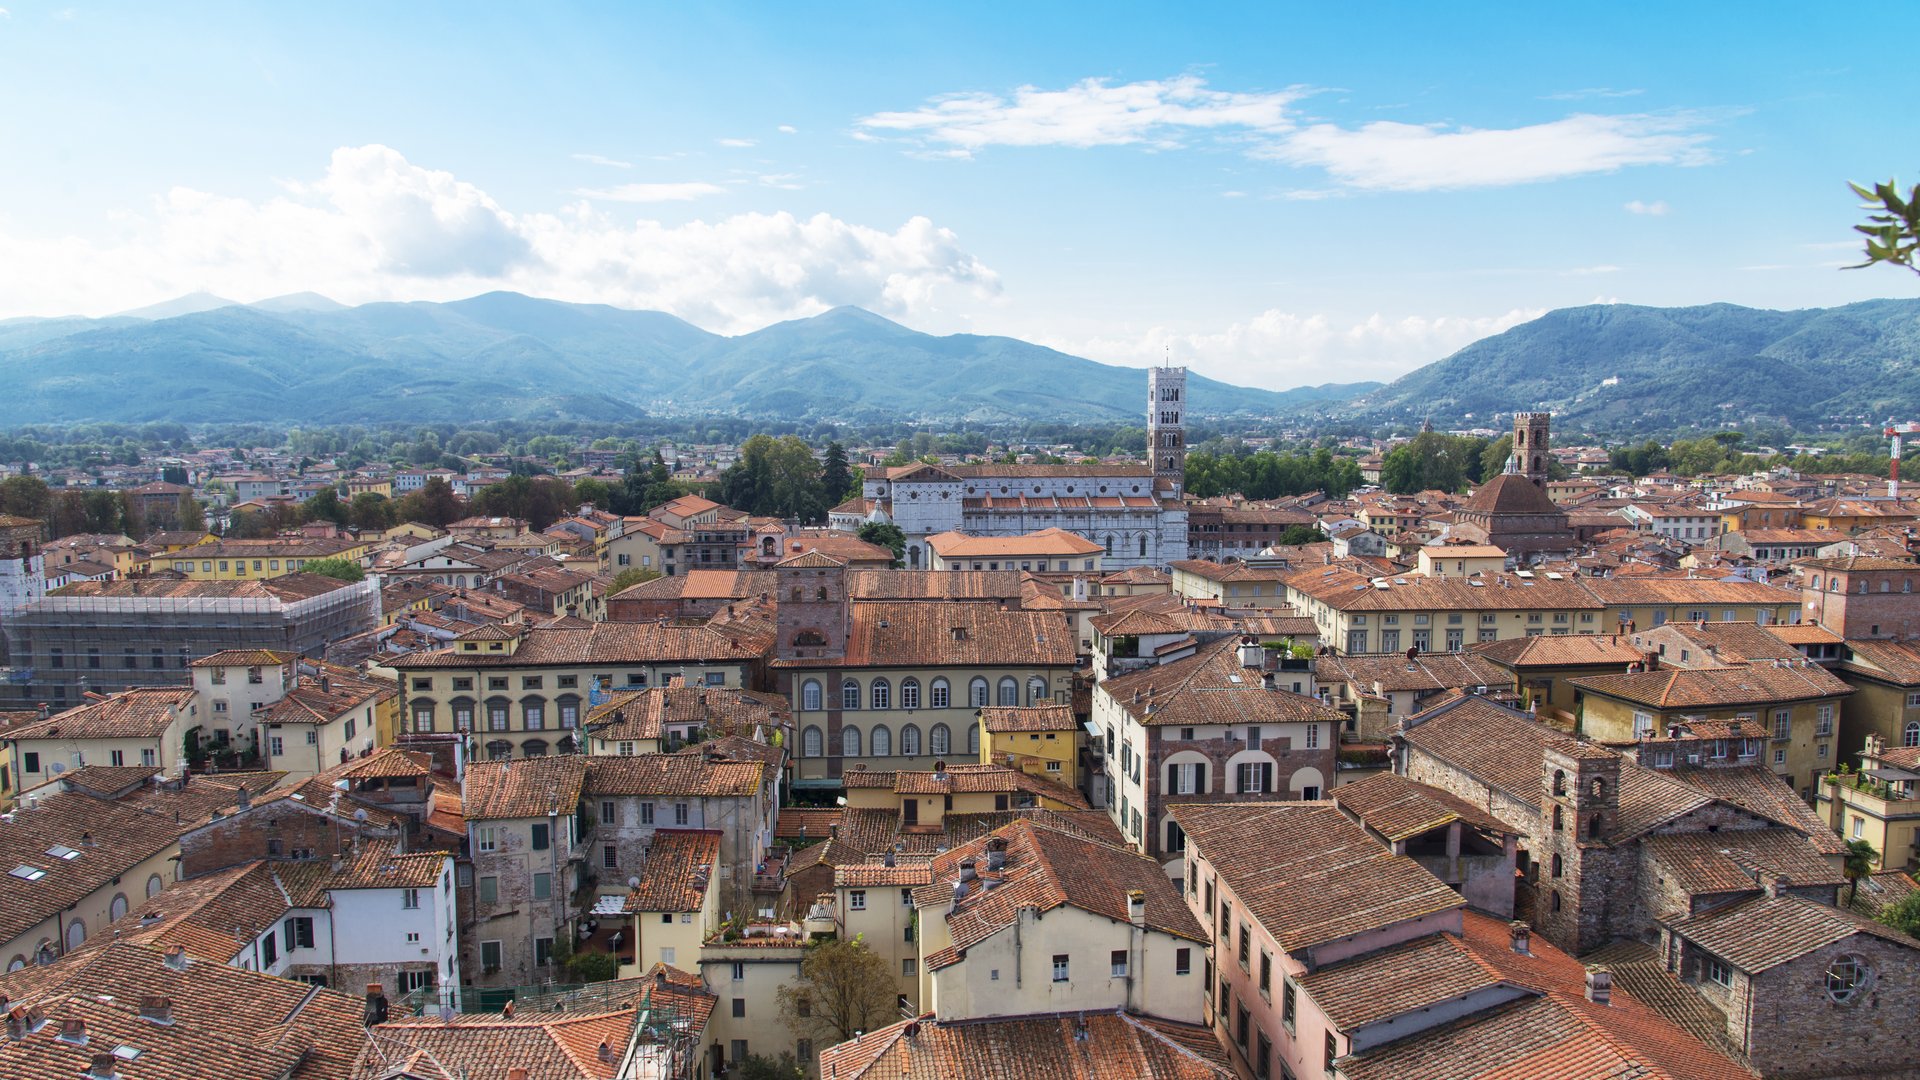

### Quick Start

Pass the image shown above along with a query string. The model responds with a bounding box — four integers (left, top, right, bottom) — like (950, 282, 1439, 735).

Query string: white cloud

(1564, 264, 1622, 275)
(1053, 306, 1542, 388)
(778, 125, 798, 134)
(0, 144, 1001, 332)
(573, 181, 727, 203)
(1624, 198, 1670, 215)
(758, 173, 805, 190)
(1264, 112, 1716, 191)
(572, 153, 632, 169)
(857, 74, 1305, 156)
(717, 137, 757, 148)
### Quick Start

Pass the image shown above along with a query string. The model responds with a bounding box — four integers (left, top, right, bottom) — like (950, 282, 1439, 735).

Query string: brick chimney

(138, 995, 173, 1025)
(86, 1052, 117, 1080)
(1508, 920, 1530, 955)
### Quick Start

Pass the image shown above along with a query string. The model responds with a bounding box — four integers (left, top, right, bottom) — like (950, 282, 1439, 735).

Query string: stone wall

(1742, 933, 1920, 1079)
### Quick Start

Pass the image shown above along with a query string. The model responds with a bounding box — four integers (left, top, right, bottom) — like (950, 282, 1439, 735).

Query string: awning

(1865, 766, 1920, 783)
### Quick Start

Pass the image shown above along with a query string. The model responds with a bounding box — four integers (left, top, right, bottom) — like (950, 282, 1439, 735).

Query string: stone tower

(1514, 413, 1551, 488)
(773, 550, 849, 661)
(1538, 742, 1621, 954)
(1149, 365, 1187, 496)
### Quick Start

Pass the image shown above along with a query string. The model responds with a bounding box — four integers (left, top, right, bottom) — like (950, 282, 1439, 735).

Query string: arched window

(521, 697, 546, 731)
(1549, 889, 1562, 912)
(109, 893, 129, 923)
(1551, 853, 1563, 878)
(1552, 805, 1564, 831)
(801, 680, 822, 711)
(930, 679, 950, 708)
(997, 677, 1019, 707)
(1812, 576, 1823, 590)
(1552, 769, 1567, 796)
(146, 874, 164, 899)
(450, 698, 475, 732)
(486, 740, 512, 761)
(1139, 534, 1148, 558)
(842, 679, 861, 710)
(816, 587, 828, 601)
(556, 695, 581, 729)
(870, 678, 891, 711)
(790, 587, 803, 602)
(900, 724, 922, 756)
(907, 545, 921, 569)
(65, 919, 86, 951)
(522, 739, 550, 758)
(556, 735, 577, 754)
(968, 678, 990, 708)
(930, 723, 951, 756)
(1105, 535, 1114, 556)
(842, 726, 863, 757)
(1589, 776, 1605, 800)
(901, 678, 921, 710)
(802, 726, 823, 757)
(1028, 677, 1048, 706)
(871, 725, 892, 756)
(1588, 813, 1604, 837)
(5, 956, 23, 972)
(1906, 721, 1920, 748)
(968, 723, 980, 755)
(410, 700, 436, 734)
(1883, 580, 1892, 593)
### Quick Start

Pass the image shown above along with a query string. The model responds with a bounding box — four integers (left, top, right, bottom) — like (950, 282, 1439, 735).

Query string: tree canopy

(776, 937, 899, 1045)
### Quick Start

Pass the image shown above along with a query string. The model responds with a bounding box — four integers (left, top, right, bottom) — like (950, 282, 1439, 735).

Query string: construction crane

(1886, 420, 1920, 497)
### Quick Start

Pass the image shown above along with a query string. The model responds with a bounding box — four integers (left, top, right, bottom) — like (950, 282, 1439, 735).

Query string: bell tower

(1149, 365, 1187, 496)
(1514, 413, 1551, 488)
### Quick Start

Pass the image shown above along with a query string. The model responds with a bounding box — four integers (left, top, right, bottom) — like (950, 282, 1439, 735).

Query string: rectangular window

(1304, 723, 1319, 750)
(1236, 1004, 1250, 1048)
(1706, 958, 1731, 986)
(478, 876, 498, 904)
(22, 752, 37, 774)
(1633, 711, 1654, 739)
(110, 749, 125, 767)
(262, 932, 278, 965)
(1111, 949, 1128, 977)
(533, 872, 552, 900)
(1816, 704, 1834, 736)
(531, 823, 550, 851)
(1259, 951, 1272, 997)
(285, 916, 315, 950)
(1175, 947, 1191, 975)
(476, 826, 496, 852)
(733, 998, 746, 1018)
(603, 845, 618, 870)
(481, 940, 502, 972)
(1052, 954, 1070, 982)
(675, 802, 690, 825)
(1282, 980, 1296, 1031)
(1238, 924, 1251, 970)
(402, 888, 421, 909)
(902, 958, 916, 976)
(1773, 710, 1791, 740)
(535, 937, 554, 968)
(1325, 1032, 1338, 1073)
(600, 800, 616, 825)
(849, 889, 867, 911)
(1256, 1033, 1272, 1080)
(640, 803, 655, 825)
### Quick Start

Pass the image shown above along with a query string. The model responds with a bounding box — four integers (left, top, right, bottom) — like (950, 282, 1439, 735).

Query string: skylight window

(45, 845, 80, 860)
(9, 865, 47, 881)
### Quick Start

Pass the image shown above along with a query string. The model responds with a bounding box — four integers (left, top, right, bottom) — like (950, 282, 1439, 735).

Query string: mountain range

(4, 293, 1916, 431)
(1342, 298, 1920, 434)
(0, 294, 1373, 426)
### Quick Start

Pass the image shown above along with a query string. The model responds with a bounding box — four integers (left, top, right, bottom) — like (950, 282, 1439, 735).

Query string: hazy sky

(2, 2, 1914, 389)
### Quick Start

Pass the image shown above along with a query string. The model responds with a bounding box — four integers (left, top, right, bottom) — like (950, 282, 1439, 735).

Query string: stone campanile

(1149, 365, 1187, 496)
(1514, 412, 1551, 487)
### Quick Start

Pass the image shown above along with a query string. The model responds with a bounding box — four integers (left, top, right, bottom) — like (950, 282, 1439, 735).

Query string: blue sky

(1, 2, 1914, 388)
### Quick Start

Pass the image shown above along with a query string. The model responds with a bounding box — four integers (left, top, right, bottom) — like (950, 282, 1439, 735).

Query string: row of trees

(1183, 447, 1365, 500)
(715, 438, 856, 523)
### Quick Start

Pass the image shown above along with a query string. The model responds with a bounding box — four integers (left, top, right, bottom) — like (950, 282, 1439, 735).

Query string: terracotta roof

(978, 703, 1077, 733)
(338, 747, 436, 780)
(0, 941, 369, 1080)
(189, 649, 298, 668)
(8, 687, 194, 742)
(1169, 560, 1287, 583)
(1283, 565, 1604, 613)
(841, 763, 1090, 808)
(1314, 651, 1510, 694)
(1099, 566, 1171, 585)
(1791, 554, 1920, 571)
(623, 829, 720, 913)
(461, 756, 589, 821)
(1170, 802, 1462, 955)
(819, 1010, 1237, 1079)
(1841, 637, 1920, 684)
(773, 549, 846, 569)
(1581, 576, 1799, 607)
(257, 671, 396, 726)
(915, 820, 1203, 967)
(1667, 765, 1846, 855)
(774, 601, 1075, 669)
(926, 527, 1103, 558)
(49, 572, 361, 602)
(1665, 891, 1920, 973)
(1101, 639, 1346, 728)
(582, 754, 765, 799)
(1460, 473, 1564, 516)
(1295, 932, 1506, 1031)
(1569, 662, 1851, 709)
(583, 686, 788, 742)
(1331, 772, 1515, 843)
(363, 1008, 632, 1080)
(391, 621, 752, 668)
(1472, 634, 1646, 668)
(774, 808, 843, 842)
(1634, 621, 1803, 664)
(834, 859, 937, 888)
(847, 569, 1024, 601)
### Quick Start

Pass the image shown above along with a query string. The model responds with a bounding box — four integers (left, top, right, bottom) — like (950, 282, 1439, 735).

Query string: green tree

(174, 493, 206, 533)
(1274, 524, 1325, 546)
(1878, 889, 1920, 939)
(302, 557, 365, 582)
(856, 522, 907, 567)
(349, 492, 395, 533)
(610, 566, 662, 593)
(734, 1053, 805, 1080)
(819, 441, 854, 507)
(1380, 433, 1488, 494)
(394, 477, 464, 529)
(302, 487, 349, 526)
(0, 475, 53, 522)
(573, 478, 615, 511)
(1844, 839, 1878, 905)
(1849, 178, 1920, 275)
(776, 937, 899, 1045)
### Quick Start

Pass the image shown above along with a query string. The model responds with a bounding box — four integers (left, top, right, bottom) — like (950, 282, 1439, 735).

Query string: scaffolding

(1, 579, 379, 704)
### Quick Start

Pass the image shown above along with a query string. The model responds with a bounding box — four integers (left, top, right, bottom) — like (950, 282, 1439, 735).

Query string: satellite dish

(353, 809, 369, 822)
(627, 876, 641, 889)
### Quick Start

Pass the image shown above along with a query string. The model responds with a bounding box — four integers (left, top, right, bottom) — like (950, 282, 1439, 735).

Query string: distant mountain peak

(250, 292, 346, 313)
(112, 291, 239, 320)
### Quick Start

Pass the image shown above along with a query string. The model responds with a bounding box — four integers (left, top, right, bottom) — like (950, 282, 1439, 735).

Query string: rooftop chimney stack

(1584, 965, 1612, 1006)
(138, 995, 173, 1025)
(162, 945, 190, 972)
(1508, 921, 1531, 955)
(1127, 888, 1147, 928)
(364, 983, 389, 1026)
(87, 1052, 117, 1080)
